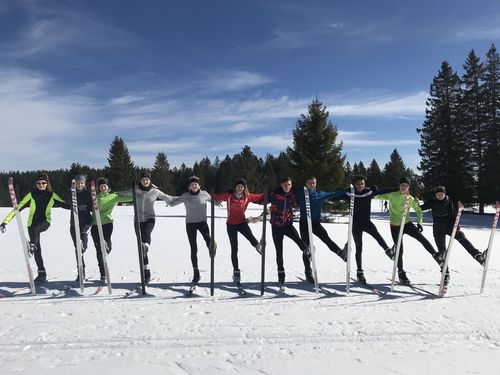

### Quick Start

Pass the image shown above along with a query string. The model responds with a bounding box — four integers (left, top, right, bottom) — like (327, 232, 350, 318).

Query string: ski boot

(338, 244, 348, 262)
(303, 247, 312, 262)
(356, 270, 367, 285)
(255, 242, 262, 255)
(474, 250, 487, 266)
(433, 252, 445, 267)
(232, 269, 241, 283)
(144, 269, 151, 284)
(141, 242, 150, 255)
(305, 271, 315, 284)
(398, 271, 411, 286)
(385, 246, 395, 260)
(34, 270, 47, 285)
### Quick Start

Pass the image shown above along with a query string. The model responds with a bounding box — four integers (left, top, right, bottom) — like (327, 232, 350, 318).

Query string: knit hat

(399, 177, 411, 185)
(434, 186, 446, 194)
(235, 178, 247, 187)
(188, 176, 200, 184)
(140, 170, 152, 179)
(75, 175, 86, 183)
(36, 173, 48, 183)
(97, 177, 109, 186)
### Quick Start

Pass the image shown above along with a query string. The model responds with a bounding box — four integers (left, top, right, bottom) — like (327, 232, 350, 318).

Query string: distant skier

(267, 177, 310, 287)
(295, 176, 347, 284)
(420, 185, 487, 265)
(214, 178, 264, 284)
(169, 176, 215, 285)
(1, 173, 70, 284)
(334, 175, 397, 284)
(68, 175, 93, 281)
(374, 177, 443, 285)
(91, 177, 133, 284)
(120, 171, 176, 284)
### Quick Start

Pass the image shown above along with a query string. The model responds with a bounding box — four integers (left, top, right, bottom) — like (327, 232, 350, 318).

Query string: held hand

(417, 223, 423, 232)
(0, 223, 6, 233)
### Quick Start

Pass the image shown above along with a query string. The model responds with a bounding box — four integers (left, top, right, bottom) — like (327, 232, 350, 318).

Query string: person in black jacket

(420, 186, 486, 265)
(68, 175, 93, 281)
(334, 175, 398, 284)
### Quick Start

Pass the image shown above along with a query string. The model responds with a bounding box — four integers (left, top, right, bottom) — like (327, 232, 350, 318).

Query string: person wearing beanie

(421, 186, 486, 266)
(267, 177, 310, 287)
(374, 177, 442, 286)
(90, 177, 133, 284)
(67, 175, 93, 281)
(168, 176, 215, 285)
(117, 171, 176, 284)
(329, 175, 398, 285)
(295, 176, 350, 284)
(213, 178, 265, 285)
(1, 173, 70, 284)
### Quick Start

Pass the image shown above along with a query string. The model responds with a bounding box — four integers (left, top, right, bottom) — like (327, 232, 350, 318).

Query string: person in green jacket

(1, 173, 70, 284)
(375, 177, 442, 285)
(91, 177, 133, 282)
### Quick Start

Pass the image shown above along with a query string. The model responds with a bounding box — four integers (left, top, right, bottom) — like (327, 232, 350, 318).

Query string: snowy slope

(0, 202, 499, 375)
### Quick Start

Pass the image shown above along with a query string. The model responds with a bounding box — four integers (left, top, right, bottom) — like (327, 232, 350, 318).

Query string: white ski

(7, 177, 36, 295)
(71, 179, 85, 293)
(438, 201, 464, 296)
(480, 201, 500, 294)
(346, 184, 355, 294)
(304, 186, 319, 293)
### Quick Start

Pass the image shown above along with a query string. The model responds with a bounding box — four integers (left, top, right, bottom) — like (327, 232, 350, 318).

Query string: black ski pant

(91, 223, 113, 278)
(390, 222, 437, 272)
(271, 224, 308, 277)
(352, 220, 390, 271)
(433, 225, 480, 259)
(299, 220, 343, 255)
(70, 223, 91, 274)
(28, 220, 50, 273)
(139, 219, 155, 268)
(186, 222, 211, 269)
(227, 223, 259, 271)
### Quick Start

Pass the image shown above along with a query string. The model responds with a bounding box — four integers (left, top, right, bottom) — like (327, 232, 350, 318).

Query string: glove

(417, 223, 423, 232)
(0, 223, 6, 233)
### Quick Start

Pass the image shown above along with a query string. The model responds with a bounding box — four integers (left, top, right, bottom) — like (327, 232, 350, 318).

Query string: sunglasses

(36, 181, 47, 185)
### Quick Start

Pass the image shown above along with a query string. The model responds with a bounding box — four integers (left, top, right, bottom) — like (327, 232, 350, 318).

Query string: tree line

(0, 100, 417, 208)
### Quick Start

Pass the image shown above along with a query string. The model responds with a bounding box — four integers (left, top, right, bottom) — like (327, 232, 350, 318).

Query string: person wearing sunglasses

(1, 173, 70, 284)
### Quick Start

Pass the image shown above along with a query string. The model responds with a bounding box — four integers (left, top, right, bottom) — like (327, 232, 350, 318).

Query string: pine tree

(366, 159, 383, 187)
(262, 154, 278, 191)
(344, 161, 353, 183)
(352, 161, 367, 177)
(462, 49, 487, 212)
(152, 151, 173, 193)
(482, 44, 500, 205)
(417, 61, 475, 203)
(287, 99, 345, 190)
(232, 146, 261, 191)
(106, 136, 135, 191)
(383, 149, 409, 187)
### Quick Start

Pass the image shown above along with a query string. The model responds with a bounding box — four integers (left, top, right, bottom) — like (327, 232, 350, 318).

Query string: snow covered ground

(0, 202, 499, 374)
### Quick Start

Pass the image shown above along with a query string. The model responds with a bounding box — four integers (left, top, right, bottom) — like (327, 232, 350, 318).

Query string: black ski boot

(356, 270, 367, 285)
(303, 247, 312, 262)
(305, 271, 315, 284)
(34, 270, 47, 285)
(338, 244, 348, 262)
(74, 269, 86, 282)
(99, 275, 106, 286)
(278, 270, 285, 285)
(144, 269, 151, 284)
(474, 250, 487, 266)
(433, 252, 445, 267)
(233, 269, 241, 283)
(385, 246, 395, 260)
(192, 268, 200, 284)
(398, 271, 411, 286)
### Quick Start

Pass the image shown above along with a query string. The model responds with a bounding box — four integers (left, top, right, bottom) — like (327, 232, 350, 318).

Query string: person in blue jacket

(296, 177, 347, 283)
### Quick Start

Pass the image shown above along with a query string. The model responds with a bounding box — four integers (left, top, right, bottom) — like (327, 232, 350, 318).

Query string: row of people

(0, 172, 487, 287)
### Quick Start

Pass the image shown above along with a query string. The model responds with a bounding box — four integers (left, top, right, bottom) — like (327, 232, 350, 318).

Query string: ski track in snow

(0, 204, 499, 374)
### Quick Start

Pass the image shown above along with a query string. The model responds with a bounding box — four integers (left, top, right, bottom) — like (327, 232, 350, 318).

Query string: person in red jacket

(214, 178, 264, 283)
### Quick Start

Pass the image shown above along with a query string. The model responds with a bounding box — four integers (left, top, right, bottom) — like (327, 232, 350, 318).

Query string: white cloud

(202, 70, 274, 92)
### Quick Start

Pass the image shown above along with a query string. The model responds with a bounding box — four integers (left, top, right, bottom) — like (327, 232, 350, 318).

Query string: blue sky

(0, 0, 499, 173)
